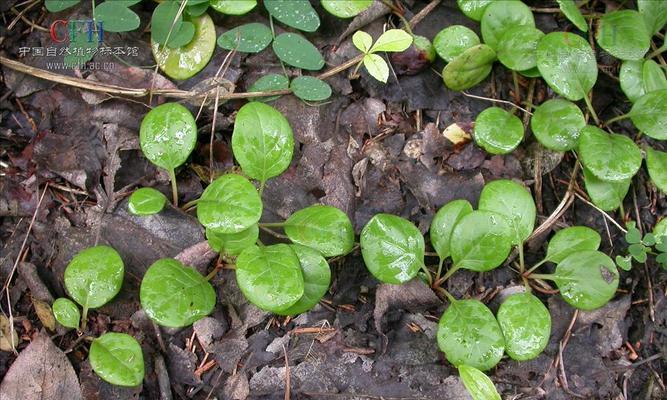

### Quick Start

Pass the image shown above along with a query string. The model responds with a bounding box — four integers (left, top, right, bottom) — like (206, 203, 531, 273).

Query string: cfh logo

(49, 19, 104, 44)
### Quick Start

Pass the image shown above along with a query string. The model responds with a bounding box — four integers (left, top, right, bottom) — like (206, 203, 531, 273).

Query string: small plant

(616, 221, 667, 271)
(128, 187, 167, 216)
(351, 29, 414, 83)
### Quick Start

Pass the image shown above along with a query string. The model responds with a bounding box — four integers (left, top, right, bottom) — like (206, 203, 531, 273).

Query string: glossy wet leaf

(140, 103, 197, 171)
(582, 168, 630, 212)
(89, 333, 144, 387)
(284, 205, 355, 257)
(642, 60, 667, 92)
(360, 213, 425, 284)
(531, 99, 585, 151)
(545, 226, 601, 264)
(128, 187, 167, 216)
(457, 0, 493, 21)
(478, 179, 536, 245)
(629, 89, 667, 140)
(480, 1, 535, 50)
(497, 26, 543, 71)
(363, 53, 389, 83)
(321, 0, 372, 18)
(152, 13, 216, 80)
(197, 174, 262, 233)
(616, 255, 633, 271)
(430, 199, 474, 260)
(140, 258, 215, 327)
(638, 0, 667, 35)
(353, 30, 373, 53)
(217, 23, 272, 53)
(248, 74, 289, 102)
(290, 76, 332, 102)
(236, 244, 304, 312)
(654, 219, 667, 244)
(231, 101, 294, 182)
(52, 298, 80, 329)
(186, 1, 210, 17)
(442, 44, 496, 91)
(272, 33, 325, 70)
(458, 365, 501, 400)
(210, 0, 256, 15)
(433, 25, 480, 62)
(497, 293, 551, 361)
(536, 32, 597, 101)
(264, 0, 320, 32)
(206, 224, 259, 256)
(450, 210, 513, 272)
(45, 0, 80, 12)
(370, 29, 413, 53)
(556, 0, 587, 31)
(647, 147, 667, 194)
(473, 107, 523, 154)
(64, 246, 123, 309)
(519, 66, 541, 78)
(437, 299, 505, 371)
(620, 60, 646, 102)
(94, 1, 140, 33)
(552, 250, 619, 310)
(577, 126, 642, 182)
(596, 10, 650, 61)
(277, 244, 331, 315)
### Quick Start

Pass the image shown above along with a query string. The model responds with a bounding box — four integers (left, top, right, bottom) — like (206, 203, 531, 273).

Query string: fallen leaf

(442, 122, 471, 145)
(0, 314, 19, 352)
(32, 298, 56, 331)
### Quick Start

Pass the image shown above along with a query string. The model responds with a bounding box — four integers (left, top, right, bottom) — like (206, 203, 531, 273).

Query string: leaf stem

(433, 264, 460, 287)
(604, 113, 631, 126)
(420, 264, 433, 286)
(517, 243, 525, 274)
(259, 222, 285, 228)
(526, 273, 555, 281)
(80, 304, 88, 332)
(648, 42, 667, 59)
(582, 92, 600, 125)
(435, 286, 456, 303)
(167, 168, 178, 207)
(258, 180, 266, 197)
(435, 258, 444, 282)
(524, 259, 546, 276)
(180, 198, 200, 211)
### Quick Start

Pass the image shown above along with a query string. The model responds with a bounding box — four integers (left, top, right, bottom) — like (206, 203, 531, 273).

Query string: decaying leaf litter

(1, 1, 666, 399)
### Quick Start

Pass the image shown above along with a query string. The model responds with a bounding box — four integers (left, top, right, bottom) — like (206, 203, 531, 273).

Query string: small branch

(461, 91, 533, 115)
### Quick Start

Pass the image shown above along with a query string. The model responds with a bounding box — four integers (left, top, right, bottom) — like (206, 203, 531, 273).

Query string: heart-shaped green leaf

(478, 180, 535, 246)
(369, 29, 413, 53)
(437, 299, 505, 371)
(638, 0, 667, 35)
(128, 187, 167, 216)
(140, 258, 216, 327)
(217, 23, 272, 53)
(272, 33, 325, 70)
(430, 199, 474, 261)
(52, 298, 80, 329)
(290, 76, 332, 102)
(480, 1, 535, 50)
(236, 244, 304, 312)
(629, 89, 667, 140)
(577, 126, 642, 182)
(231, 101, 294, 183)
(497, 25, 544, 71)
(264, 0, 320, 32)
(206, 224, 259, 256)
(197, 174, 262, 233)
(458, 365, 501, 400)
(596, 10, 650, 61)
(284, 204, 355, 257)
(473, 107, 524, 154)
(552, 250, 619, 310)
(620, 60, 647, 102)
(94, 1, 140, 33)
(556, 0, 588, 32)
(497, 292, 551, 361)
(642, 59, 667, 92)
(531, 99, 585, 151)
(582, 168, 630, 211)
(360, 214, 425, 284)
(64, 246, 124, 309)
(363, 53, 389, 83)
(433, 25, 480, 62)
(647, 147, 667, 193)
(443, 44, 496, 91)
(248, 74, 289, 102)
(457, 0, 493, 21)
(321, 0, 372, 18)
(545, 226, 601, 264)
(45, 0, 80, 12)
(277, 244, 331, 315)
(89, 333, 144, 387)
(536, 32, 597, 101)
(140, 103, 197, 171)
(210, 0, 256, 15)
(450, 210, 513, 271)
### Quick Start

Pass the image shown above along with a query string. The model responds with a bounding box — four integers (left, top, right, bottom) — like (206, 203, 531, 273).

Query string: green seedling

(210, 0, 257, 15)
(442, 44, 496, 91)
(616, 221, 667, 270)
(646, 147, 667, 194)
(596, 10, 650, 61)
(197, 173, 263, 233)
(248, 74, 290, 102)
(352, 29, 414, 83)
(497, 292, 551, 361)
(93, 0, 141, 33)
(89, 332, 144, 387)
(151, 1, 196, 48)
(535, 226, 601, 267)
(52, 297, 80, 329)
(530, 99, 586, 152)
(284, 204, 355, 257)
(278, 244, 331, 315)
(264, 0, 320, 32)
(473, 107, 524, 154)
(458, 364, 501, 400)
(478, 179, 536, 247)
(556, 0, 588, 31)
(627, 90, 667, 140)
(577, 126, 642, 182)
(128, 187, 167, 216)
(638, 0, 667, 36)
(620, 60, 649, 102)
(289, 76, 332, 102)
(642, 60, 667, 92)
(582, 168, 631, 212)
(433, 25, 480, 62)
(430, 199, 473, 262)
(496, 25, 544, 72)
(206, 224, 259, 256)
(457, 0, 493, 21)
(217, 23, 273, 53)
(273, 33, 326, 70)
(321, 0, 373, 19)
(480, 1, 535, 51)
(450, 210, 512, 272)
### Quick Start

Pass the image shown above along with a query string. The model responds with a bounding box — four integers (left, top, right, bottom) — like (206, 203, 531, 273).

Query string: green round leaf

(480, 1, 535, 50)
(284, 204, 355, 257)
(582, 167, 630, 212)
(553, 250, 619, 310)
(197, 174, 262, 233)
(530, 99, 585, 152)
(450, 210, 513, 272)
(433, 25, 480, 62)
(264, 0, 320, 32)
(140, 258, 216, 327)
(430, 199, 474, 260)
(369, 29, 413, 53)
(128, 187, 167, 216)
(647, 147, 667, 194)
(89, 333, 144, 387)
(642, 59, 667, 92)
(165, 21, 196, 49)
(654, 218, 667, 244)
(457, 0, 493, 22)
(152, 13, 216, 80)
(277, 244, 331, 315)
(321, 0, 372, 18)
(478, 179, 536, 246)
(620, 60, 646, 102)
(210, 0, 256, 15)
(217, 23, 272, 53)
(151, 1, 183, 46)
(536, 32, 597, 101)
(545, 226, 601, 264)
(577, 126, 642, 182)
(519, 66, 541, 78)
(556, 0, 588, 32)
(272, 33, 325, 70)
(458, 365, 501, 400)
(473, 107, 524, 154)
(45, 0, 80, 12)
(140, 103, 197, 171)
(290, 76, 332, 102)
(638, 0, 667, 35)
(362, 53, 389, 83)
(442, 44, 496, 91)
(497, 292, 551, 361)
(186, 1, 210, 17)
(596, 10, 650, 61)
(236, 244, 304, 312)
(94, 2, 140, 33)
(629, 89, 667, 140)
(437, 299, 505, 371)
(64, 246, 124, 309)
(248, 74, 289, 102)
(497, 25, 543, 71)
(231, 101, 294, 182)
(206, 224, 259, 256)
(360, 214, 425, 284)
(52, 298, 80, 329)
(353, 31, 373, 53)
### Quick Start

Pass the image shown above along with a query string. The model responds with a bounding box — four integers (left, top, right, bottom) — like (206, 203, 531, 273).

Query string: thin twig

(461, 91, 533, 115)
